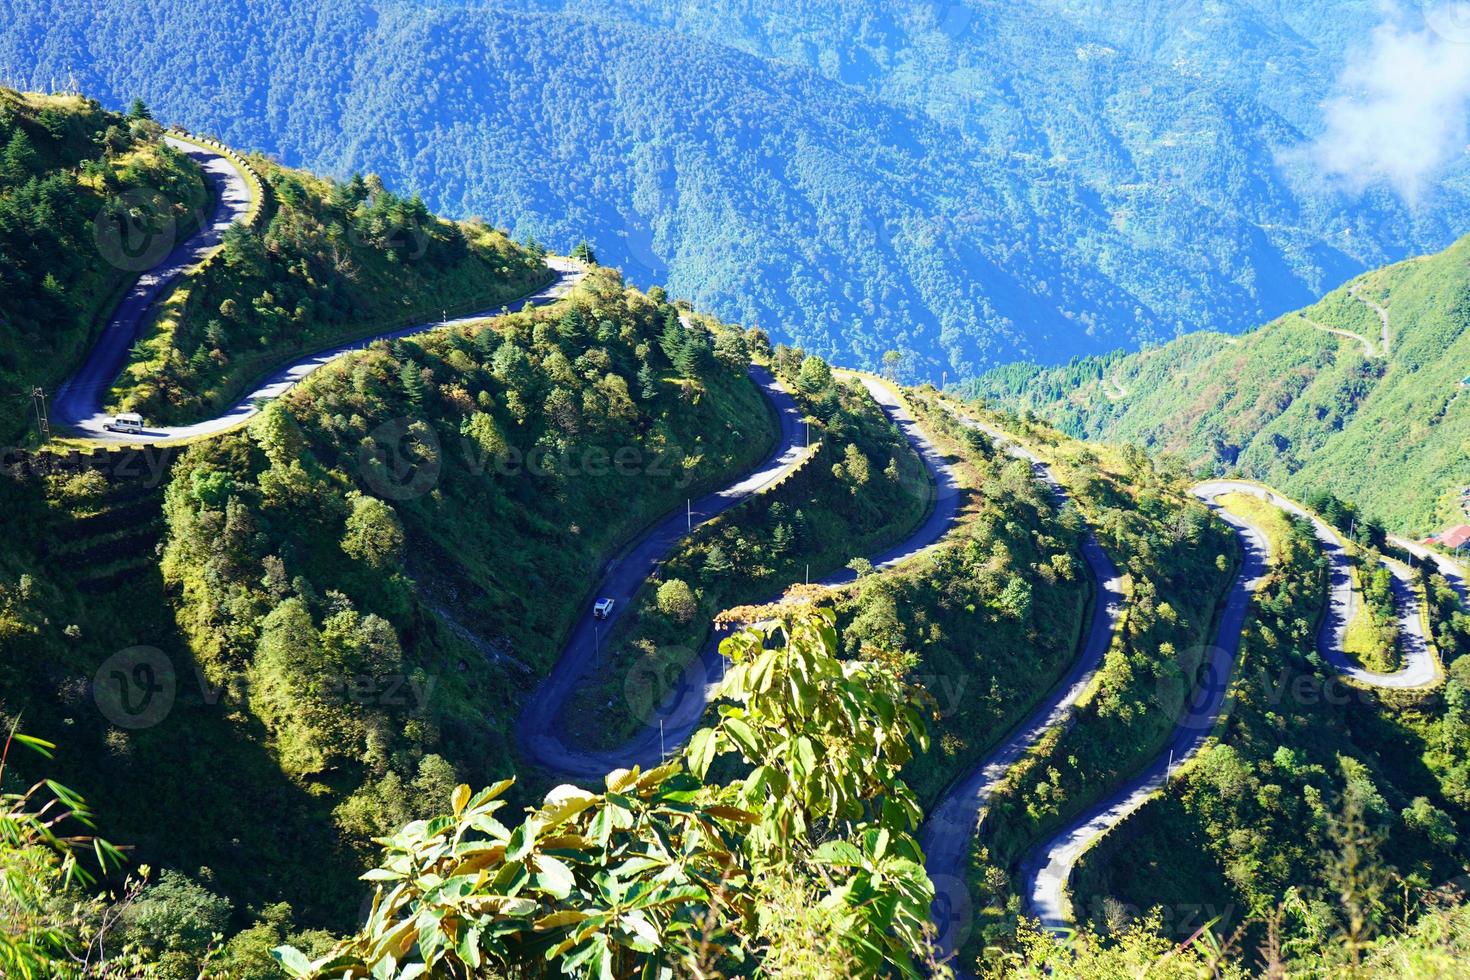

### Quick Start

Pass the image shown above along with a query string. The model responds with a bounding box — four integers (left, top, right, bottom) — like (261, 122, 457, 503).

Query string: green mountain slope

(115, 159, 548, 423)
(0, 0, 1451, 377)
(967, 234, 1470, 534)
(0, 90, 205, 441)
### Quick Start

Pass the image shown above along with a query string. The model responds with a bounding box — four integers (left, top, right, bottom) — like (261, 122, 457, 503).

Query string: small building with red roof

(1431, 525, 1470, 551)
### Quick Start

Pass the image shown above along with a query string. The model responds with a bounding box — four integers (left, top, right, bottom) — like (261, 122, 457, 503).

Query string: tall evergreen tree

(2, 129, 37, 183)
(399, 360, 426, 409)
(637, 361, 657, 401)
(659, 318, 687, 365)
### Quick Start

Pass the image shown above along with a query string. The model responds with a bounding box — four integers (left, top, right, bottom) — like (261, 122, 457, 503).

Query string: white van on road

(104, 413, 145, 434)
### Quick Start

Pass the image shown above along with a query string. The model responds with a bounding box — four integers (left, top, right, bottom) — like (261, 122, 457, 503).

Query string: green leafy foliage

(967, 234, 1470, 534)
(273, 608, 941, 977)
(156, 267, 775, 908)
(1066, 498, 1470, 969)
(561, 350, 931, 751)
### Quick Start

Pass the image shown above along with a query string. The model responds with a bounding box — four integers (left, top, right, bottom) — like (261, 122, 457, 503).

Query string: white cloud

(1295, 3, 1470, 204)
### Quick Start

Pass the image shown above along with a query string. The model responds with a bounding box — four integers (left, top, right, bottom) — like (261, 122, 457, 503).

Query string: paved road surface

(1020, 485, 1272, 935)
(1351, 283, 1392, 355)
(54, 136, 253, 438)
(1210, 482, 1438, 688)
(921, 409, 1126, 966)
(1391, 534, 1469, 606)
(54, 135, 584, 443)
(516, 375, 964, 779)
(1017, 478, 1444, 941)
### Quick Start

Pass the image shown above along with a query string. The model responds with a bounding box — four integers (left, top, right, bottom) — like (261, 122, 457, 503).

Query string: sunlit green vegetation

(968, 235, 1470, 535)
(0, 88, 205, 444)
(1060, 494, 1470, 973)
(561, 351, 931, 749)
(113, 160, 549, 423)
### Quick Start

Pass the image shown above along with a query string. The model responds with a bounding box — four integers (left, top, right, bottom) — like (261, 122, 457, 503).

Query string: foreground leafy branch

(275, 607, 942, 978)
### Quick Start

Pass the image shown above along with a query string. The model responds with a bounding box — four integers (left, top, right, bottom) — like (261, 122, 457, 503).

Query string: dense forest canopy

(0, 0, 1458, 378)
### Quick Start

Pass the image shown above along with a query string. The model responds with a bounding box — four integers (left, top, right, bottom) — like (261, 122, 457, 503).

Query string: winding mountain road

(1351, 283, 1392, 355)
(53, 136, 585, 444)
(922, 410, 1126, 963)
(54, 135, 254, 438)
(1391, 534, 1469, 606)
(1213, 483, 1439, 689)
(517, 375, 964, 779)
(1299, 314, 1377, 359)
(1018, 478, 1444, 939)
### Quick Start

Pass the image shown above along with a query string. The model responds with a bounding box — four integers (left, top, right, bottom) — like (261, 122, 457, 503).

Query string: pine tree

(675, 330, 712, 377)
(659, 318, 687, 365)
(637, 361, 657, 401)
(771, 522, 793, 555)
(557, 308, 586, 346)
(126, 98, 152, 121)
(399, 360, 426, 409)
(570, 240, 597, 264)
(704, 544, 732, 577)
(2, 129, 37, 183)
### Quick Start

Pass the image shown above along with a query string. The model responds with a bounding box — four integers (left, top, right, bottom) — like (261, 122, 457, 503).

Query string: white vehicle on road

(593, 598, 615, 619)
(104, 413, 145, 434)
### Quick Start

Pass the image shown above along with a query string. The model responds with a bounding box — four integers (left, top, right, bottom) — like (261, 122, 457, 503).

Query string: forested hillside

(0, 0, 1450, 376)
(968, 233, 1470, 534)
(115, 157, 547, 423)
(0, 90, 205, 441)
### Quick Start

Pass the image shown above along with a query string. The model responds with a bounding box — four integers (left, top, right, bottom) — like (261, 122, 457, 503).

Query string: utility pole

(660, 719, 666, 761)
(30, 387, 50, 444)
(687, 499, 692, 531)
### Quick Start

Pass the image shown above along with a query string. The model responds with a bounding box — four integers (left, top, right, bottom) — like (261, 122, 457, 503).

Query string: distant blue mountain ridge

(4, 0, 1464, 379)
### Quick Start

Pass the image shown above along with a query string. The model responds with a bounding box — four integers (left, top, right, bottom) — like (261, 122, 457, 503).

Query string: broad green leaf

(505, 821, 536, 863)
(533, 854, 576, 900)
(686, 727, 718, 779)
(270, 946, 312, 977)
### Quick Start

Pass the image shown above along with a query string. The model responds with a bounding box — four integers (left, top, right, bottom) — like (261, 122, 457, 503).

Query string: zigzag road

(921, 409, 1126, 963)
(54, 136, 585, 444)
(1020, 478, 1449, 939)
(517, 376, 963, 779)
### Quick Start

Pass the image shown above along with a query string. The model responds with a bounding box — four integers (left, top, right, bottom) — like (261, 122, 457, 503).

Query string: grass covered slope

(113, 160, 549, 423)
(0, 89, 205, 443)
(968, 235, 1470, 534)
